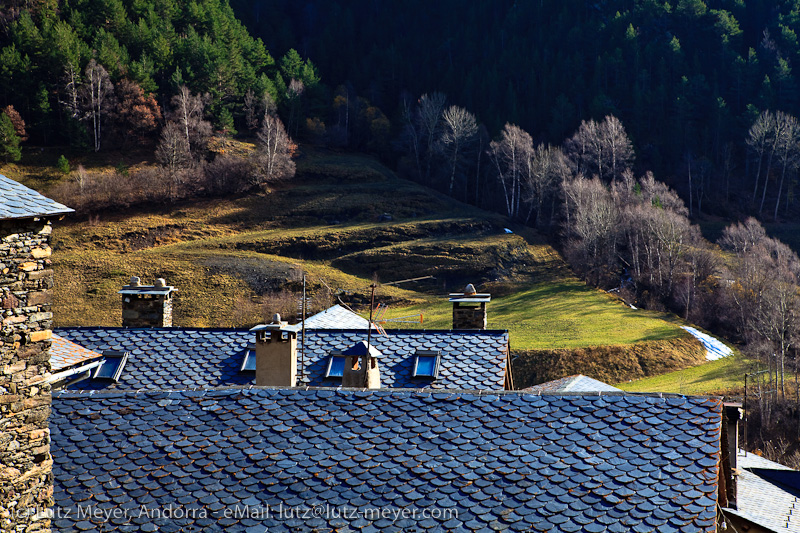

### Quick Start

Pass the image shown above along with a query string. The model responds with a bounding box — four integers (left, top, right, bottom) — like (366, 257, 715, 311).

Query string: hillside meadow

(4, 147, 736, 391)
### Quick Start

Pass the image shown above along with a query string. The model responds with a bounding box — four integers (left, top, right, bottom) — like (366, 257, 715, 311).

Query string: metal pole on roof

(365, 283, 376, 386)
(300, 274, 306, 382)
(743, 369, 769, 455)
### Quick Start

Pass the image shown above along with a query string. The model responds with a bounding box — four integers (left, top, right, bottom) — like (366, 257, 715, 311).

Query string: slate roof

(730, 451, 800, 532)
(525, 374, 622, 393)
(0, 174, 73, 220)
(50, 334, 104, 372)
(285, 304, 372, 331)
(51, 388, 722, 533)
(54, 327, 508, 391)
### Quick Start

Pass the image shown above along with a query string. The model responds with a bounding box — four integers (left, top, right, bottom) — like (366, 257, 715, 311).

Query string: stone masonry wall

(452, 305, 487, 330)
(122, 294, 172, 327)
(0, 218, 54, 533)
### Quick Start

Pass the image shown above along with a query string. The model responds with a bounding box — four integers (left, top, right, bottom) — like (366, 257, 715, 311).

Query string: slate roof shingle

(525, 374, 622, 393)
(285, 304, 372, 331)
(731, 450, 800, 532)
(0, 174, 73, 221)
(54, 327, 508, 391)
(51, 387, 722, 533)
(50, 334, 104, 372)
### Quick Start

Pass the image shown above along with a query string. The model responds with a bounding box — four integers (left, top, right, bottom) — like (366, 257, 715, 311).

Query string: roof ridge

(54, 384, 723, 400)
(54, 326, 510, 335)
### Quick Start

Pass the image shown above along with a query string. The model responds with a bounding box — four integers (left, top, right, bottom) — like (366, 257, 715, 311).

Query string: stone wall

(122, 294, 172, 327)
(0, 218, 54, 533)
(452, 304, 487, 330)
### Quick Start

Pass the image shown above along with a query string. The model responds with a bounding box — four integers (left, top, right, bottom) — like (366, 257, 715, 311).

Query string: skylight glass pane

(414, 356, 437, 377)
(93, 352, 127, 382)
(327, 356, 345, 378)
(241, 350, 256, 372)
(94, 363, 117, 380)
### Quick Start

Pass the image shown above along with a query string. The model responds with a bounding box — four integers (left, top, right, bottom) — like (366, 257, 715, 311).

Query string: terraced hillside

(8, 148, 711, 386)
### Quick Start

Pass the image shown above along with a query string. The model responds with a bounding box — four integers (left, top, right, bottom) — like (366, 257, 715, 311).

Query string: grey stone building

(0, 175, 72, 533)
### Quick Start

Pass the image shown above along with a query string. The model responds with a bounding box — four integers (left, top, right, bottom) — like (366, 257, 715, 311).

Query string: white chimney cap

(129, 276, 141, 287)
(464, 283, 477, 295)
(154, 278, 167, 288)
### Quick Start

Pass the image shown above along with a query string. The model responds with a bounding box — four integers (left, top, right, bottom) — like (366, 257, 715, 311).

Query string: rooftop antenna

(300, 273, 307, 382)
(363, 275, 434, 386)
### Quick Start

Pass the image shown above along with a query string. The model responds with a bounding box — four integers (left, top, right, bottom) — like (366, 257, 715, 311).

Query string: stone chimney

(119, 277, 176, 327)
(251, 314, 297, 387)
(449, 283, 491, 329)
(341, 341, 381, 389)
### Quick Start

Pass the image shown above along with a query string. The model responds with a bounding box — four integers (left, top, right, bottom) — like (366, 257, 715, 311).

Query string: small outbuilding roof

(0, 174, 73, 221)
(728, 450, 800, 532)
(285, 304, 372, 331)
(525, 374, 622, 393)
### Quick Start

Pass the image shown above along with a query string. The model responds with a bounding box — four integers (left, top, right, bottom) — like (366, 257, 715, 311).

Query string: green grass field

(617, 354, 756, 395)
(385, 281, 684, 350)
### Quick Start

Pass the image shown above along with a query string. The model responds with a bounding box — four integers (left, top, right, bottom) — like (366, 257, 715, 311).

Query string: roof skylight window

(240, 348, 256, 372)
(93, 351, 128, 382)
(413, 351, 440, 378)
(325, 354, 346, 378)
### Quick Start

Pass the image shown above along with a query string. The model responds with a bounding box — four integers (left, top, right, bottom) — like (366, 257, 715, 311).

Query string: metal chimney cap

(272, 313, 282, 323)
(464, 284, 477, 295)
(129, 276, 141, 287)
(154, 278, 167, 288)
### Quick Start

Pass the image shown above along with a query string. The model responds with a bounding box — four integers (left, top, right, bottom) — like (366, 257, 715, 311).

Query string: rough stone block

(25, 292, 50, 307)
(3, 315, 26, 326)
(29, 248, 51, 259)
(2, 294, 19, 309)
(29, 331, 51, 343)
(27, 313, 52, 323)
(26, 270, 52, 281)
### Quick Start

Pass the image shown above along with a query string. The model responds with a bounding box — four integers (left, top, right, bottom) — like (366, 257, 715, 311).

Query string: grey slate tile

(56, 327, 508, 391)
(52, 388, 721, 532)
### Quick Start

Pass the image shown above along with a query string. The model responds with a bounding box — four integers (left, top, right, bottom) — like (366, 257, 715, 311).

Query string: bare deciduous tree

(490, 123, 533, 219)
(77, 60, 115, 152)
(721, 218, 800, 400)
(522, 144, 570, 227)
(602, 115, 634, 181)
(440, 105, 478, 196)
(773, 112, 800, 220)
(565, 114, 633, 182)
(417, 92, 446, 181)
(749, 110, 797, 215)
(562, 175, 619, 285)
(256, 113, 296, 184)
(720, 217, 768, 256)
(156, 121, 191, 201)
(170, 85, 212, 159)
(61, 63, 81, 121)
(747, 111, 773, 204)
(286, 78, 305, 137)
